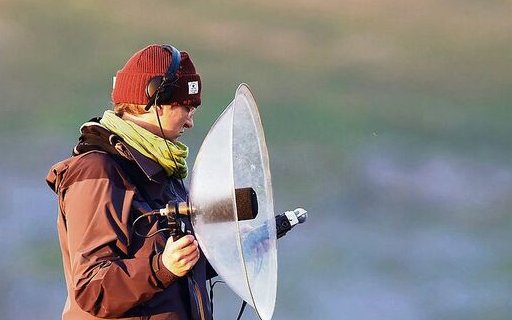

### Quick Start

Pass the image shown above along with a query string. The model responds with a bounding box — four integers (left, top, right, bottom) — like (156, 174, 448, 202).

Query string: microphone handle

(276, 213, 292, 239)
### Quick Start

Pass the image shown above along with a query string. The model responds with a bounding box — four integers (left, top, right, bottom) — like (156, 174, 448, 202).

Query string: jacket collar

(122, 143, 168, 184)
(76, 119, 169, 184)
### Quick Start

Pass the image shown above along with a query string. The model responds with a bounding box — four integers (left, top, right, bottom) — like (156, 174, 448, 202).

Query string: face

(157, 104, 196, 142)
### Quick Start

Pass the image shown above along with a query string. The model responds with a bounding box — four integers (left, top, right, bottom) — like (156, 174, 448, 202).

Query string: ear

(153, 104, 165, 116)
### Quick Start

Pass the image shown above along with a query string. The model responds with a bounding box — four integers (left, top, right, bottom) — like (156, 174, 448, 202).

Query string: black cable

(153, 96, 216, 320)
(132, 211, 160, 237)
(208, 279, 225, 319)
(152, 96, 194, 235)
(132, 211, 176, 238)
(235, 300, 248, 320)
(153, 95, 188, 197)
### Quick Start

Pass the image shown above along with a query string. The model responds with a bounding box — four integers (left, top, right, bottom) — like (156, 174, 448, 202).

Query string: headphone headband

(161, 45, 181, 83)
(144, 45, 182, 110)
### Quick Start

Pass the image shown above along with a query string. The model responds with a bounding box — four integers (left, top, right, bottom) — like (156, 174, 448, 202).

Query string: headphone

(144, 45, 181, 111)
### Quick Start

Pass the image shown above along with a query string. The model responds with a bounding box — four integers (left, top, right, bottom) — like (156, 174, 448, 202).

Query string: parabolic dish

(189, 83, 277, 320)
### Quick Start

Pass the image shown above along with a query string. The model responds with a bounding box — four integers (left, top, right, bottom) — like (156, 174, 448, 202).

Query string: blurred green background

(1, 0, 511, 319)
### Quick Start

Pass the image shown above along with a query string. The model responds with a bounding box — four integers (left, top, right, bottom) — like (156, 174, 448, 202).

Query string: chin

(160, 131, 179, 141)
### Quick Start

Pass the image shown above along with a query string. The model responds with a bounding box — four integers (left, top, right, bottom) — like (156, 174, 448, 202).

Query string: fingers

(179, 249, 200, 269)
(172, 248, 199, 271)
(162, 235, 200, 277)
(167, 236, 198, 255)
(176, 242, 200, 264)
(167, 234, 196, 249)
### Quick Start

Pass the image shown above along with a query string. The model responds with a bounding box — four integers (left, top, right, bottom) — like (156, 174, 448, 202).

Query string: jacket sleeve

(60, 153, 177, 317)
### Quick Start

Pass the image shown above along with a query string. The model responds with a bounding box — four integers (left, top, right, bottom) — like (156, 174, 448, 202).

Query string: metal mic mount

(158, 202, 193, 217)
(157, 202, 193, 240)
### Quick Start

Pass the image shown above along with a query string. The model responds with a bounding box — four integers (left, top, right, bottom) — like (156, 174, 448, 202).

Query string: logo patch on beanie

(188, 81, 199, 95)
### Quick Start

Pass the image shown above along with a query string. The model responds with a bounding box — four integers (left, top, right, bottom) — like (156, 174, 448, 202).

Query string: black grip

(275, 214, 291, 239)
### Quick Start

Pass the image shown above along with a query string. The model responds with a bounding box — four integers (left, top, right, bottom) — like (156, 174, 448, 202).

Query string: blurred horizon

(1, 0, 511, 319)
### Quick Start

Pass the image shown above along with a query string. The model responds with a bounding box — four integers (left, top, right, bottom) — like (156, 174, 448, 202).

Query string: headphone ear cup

(146, 76, 164, 101)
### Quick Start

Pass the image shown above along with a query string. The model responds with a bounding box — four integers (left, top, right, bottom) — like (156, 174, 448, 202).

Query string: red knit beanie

(112, 44, 201, 106)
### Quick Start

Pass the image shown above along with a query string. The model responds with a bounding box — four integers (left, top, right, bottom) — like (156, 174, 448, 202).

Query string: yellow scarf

(99, 110, 188, 178)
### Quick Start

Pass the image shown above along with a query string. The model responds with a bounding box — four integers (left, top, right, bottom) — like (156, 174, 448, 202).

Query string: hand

(161, 235, 200, 277)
